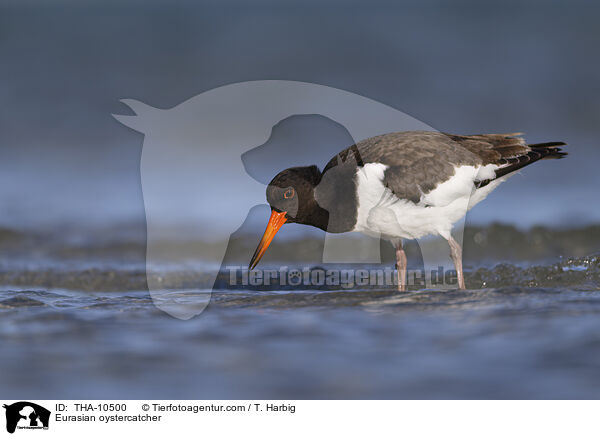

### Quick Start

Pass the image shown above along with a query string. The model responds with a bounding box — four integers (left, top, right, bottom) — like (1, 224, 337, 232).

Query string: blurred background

(1, 0, 598, 232)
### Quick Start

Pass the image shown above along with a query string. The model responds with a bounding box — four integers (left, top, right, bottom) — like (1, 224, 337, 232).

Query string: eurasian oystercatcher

(249, 131, 567, 290)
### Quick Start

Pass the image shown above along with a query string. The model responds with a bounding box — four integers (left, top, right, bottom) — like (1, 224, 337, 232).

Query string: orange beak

(249, 210, 287, 270)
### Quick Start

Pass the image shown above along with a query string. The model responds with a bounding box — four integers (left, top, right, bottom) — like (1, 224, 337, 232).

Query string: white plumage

(353, 162, 510, 240)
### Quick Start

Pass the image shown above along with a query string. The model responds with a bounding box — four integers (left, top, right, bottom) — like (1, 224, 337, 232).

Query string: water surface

(1, 225, 599, 399)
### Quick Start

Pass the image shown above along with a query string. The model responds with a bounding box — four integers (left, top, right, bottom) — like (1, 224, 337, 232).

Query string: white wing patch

(421, 164, 499, 207)
(353, 163, 507, 240)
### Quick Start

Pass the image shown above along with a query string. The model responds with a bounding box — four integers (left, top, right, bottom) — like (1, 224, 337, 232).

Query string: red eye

(284, 188, 295, 199)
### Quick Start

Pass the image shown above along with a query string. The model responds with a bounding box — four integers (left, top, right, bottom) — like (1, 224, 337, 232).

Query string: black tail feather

(475, 141, 567, 188)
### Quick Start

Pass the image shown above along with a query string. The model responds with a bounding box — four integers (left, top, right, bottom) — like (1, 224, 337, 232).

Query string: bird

(249, 131, 567, 290)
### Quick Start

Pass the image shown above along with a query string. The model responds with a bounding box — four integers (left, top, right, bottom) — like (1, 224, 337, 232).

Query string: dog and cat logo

(3, 402, 50, 433)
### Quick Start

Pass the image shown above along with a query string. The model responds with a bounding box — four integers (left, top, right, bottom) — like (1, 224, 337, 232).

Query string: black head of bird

(249, 165, 329, 270)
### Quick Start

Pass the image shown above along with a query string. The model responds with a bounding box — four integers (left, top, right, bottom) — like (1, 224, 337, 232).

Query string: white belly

(352, 163, 508, 240)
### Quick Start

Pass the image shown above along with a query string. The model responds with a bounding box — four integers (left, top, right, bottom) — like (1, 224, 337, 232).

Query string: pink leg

(447, 236, 466, 290)
(393, 239, 407, 291)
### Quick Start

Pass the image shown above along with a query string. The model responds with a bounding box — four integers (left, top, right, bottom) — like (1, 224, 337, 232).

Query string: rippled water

(1, 225, 599, 398)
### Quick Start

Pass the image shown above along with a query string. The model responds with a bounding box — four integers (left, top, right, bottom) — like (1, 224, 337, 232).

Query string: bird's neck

(301, 198, 331, 232)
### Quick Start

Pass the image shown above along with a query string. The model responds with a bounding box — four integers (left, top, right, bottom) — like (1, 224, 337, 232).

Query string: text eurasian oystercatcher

(249, 131, 567, 290)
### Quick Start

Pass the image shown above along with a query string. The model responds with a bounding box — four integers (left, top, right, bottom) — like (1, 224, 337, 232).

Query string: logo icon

(3, 402, 50, 434)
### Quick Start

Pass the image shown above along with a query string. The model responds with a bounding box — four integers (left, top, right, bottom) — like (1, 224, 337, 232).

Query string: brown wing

(323, 131, 567, 204)
(350, 131, 483, 203)
(445, 133, 567, 188)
